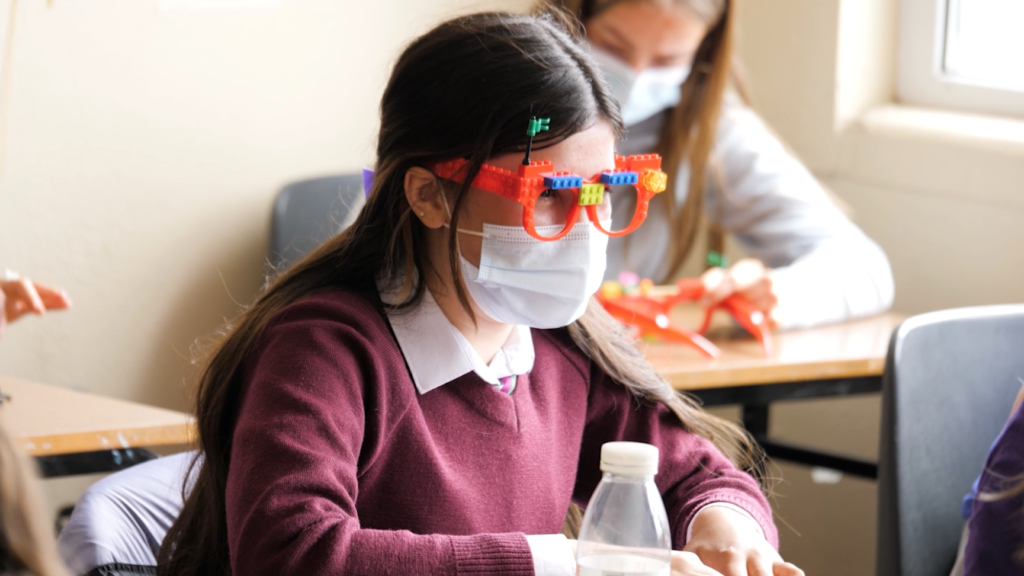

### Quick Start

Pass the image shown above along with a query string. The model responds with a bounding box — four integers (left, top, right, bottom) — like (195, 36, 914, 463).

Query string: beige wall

(0, 0, 529, 410)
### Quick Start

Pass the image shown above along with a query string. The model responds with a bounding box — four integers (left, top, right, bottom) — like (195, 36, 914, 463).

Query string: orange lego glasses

(430, 153, 668, 241)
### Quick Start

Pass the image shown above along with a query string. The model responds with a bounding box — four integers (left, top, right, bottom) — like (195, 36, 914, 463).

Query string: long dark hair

(539, 0, 749, 280)
(158, 11, 764, 576)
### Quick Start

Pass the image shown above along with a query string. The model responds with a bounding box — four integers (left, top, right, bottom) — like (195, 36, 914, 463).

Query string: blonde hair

(0, 419, 68, 576)
(537, 0, 749, 281)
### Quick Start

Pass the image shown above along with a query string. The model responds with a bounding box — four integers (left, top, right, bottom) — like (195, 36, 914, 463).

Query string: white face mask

(458, 222, 609, 328)
(590, 45, 691, 126)
(437, 182, 609, 328)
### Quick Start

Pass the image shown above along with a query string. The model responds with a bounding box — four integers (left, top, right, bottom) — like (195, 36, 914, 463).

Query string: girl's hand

(699, 259, 778, 317)
(568, 542, 724, 576)
(683, 507, 804, 576)
(0, 277, 72, 337)
(671, 551, 725, 575)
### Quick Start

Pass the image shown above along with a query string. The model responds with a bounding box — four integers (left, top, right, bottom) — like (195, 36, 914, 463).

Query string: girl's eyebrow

(598, 22, 693, 64)
(652, 50, 694, 64)
(598, 23, 635, 51)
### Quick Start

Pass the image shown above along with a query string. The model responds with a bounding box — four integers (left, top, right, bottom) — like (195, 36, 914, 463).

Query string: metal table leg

(691, 376, 883, 479)
(35, 448, 160, 478)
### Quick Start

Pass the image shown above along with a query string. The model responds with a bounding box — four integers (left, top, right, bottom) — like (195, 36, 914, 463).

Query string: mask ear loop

(433, 176, 489, 301)
(437, 176, 490, 239)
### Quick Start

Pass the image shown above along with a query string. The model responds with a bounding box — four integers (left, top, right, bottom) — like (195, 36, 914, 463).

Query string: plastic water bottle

(576, 442, 672, 576)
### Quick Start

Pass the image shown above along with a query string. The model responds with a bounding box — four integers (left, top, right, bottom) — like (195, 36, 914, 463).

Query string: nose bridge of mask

(631, 62, 691, 104)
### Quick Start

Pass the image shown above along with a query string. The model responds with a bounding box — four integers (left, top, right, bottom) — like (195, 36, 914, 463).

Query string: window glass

(943, 0, 1024, 91)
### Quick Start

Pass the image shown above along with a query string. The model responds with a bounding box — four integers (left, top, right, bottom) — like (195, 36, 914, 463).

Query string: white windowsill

(831, 103, 1024, 211)
(854, 103, 1024, 157)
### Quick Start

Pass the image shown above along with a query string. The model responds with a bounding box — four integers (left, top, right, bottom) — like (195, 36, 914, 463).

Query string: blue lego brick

(600, 171, 639, 186)
(543, 174, 584, 190)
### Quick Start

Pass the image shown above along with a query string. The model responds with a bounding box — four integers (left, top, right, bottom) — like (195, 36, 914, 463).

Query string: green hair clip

(522, 116, 551, 165)
(526, 117, 550, 137)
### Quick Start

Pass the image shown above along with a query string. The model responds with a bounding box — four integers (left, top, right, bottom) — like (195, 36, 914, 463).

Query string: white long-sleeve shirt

(608, 101, 894, 330)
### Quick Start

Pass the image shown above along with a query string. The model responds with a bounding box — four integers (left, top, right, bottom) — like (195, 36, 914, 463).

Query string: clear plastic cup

(576, 442, 672, 576)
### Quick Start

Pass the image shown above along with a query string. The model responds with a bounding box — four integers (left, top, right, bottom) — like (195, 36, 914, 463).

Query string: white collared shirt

(381, 285, 534, 393)
(379, 284, 764, 575)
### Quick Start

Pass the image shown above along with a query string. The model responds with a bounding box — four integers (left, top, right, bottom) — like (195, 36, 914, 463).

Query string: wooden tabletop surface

(646, 306, 906, 391)
(0, 307, 903, 454)
(0, 376, 194, 456)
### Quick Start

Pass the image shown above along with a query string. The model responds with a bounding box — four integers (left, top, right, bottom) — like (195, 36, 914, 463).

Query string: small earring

(418, 211, 425, 217)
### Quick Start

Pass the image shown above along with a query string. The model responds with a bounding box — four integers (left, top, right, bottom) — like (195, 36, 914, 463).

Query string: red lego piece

(624, 153, 662, 172)
(597, 275, 773, 359)
(705, 295, 774, 357)
(432, 159, 468, 181)
(432, 154, 665, 241)
(600, 297, 719, 359)
(518, 160, 554, 179)
(473, 166, 515, 200)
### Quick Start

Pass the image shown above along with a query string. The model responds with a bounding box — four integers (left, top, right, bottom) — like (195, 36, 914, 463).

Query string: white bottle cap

(600, 442, 659, 477)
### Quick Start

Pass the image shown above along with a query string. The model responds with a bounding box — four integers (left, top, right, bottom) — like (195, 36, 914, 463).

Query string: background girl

(158, 11, 802, 576)
(542, 0, 894, 330)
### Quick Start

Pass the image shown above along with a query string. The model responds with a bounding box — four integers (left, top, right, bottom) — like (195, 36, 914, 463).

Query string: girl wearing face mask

(540, 0, 894, 329)
(156, 11, 803, 576)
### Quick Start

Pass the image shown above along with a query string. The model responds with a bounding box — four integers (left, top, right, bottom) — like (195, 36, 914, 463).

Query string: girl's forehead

(588, 1, 707, 65)
(488, 122, 618, 176)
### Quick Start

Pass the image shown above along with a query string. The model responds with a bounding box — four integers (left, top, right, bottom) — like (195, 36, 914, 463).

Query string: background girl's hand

(683, 507, 804, 576)
(700, 258, 778, 316)
(0, 277, 72, 335)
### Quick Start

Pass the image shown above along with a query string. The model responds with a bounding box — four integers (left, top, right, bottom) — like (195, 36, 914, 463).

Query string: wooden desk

(647, 308, 905, 390)
(646, 308, 907, 478)
(0, 376, 193, 477)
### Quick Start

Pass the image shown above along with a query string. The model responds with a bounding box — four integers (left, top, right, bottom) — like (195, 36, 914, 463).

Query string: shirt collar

(379, 283, 535, 395)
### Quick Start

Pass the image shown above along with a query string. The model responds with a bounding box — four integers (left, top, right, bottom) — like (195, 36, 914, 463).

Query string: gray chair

(268, 174, 365, 271)
(57, 452, 196, 576)
(877, 305, 1024, 576)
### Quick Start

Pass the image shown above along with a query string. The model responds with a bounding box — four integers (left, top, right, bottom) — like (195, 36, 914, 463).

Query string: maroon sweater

(225, 291, 777, 576)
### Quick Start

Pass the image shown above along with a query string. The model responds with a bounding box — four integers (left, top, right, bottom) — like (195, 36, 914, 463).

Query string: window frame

(898, 0, 1024, 119)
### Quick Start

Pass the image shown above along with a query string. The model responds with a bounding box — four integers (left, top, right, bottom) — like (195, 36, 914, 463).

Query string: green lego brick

(578, 182, 605, 206)
(526, 117, 550, 137)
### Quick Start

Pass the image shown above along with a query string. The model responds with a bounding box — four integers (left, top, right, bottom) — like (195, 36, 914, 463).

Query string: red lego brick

(624, 154, 662, 172)
(518, 160, 554, 179)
